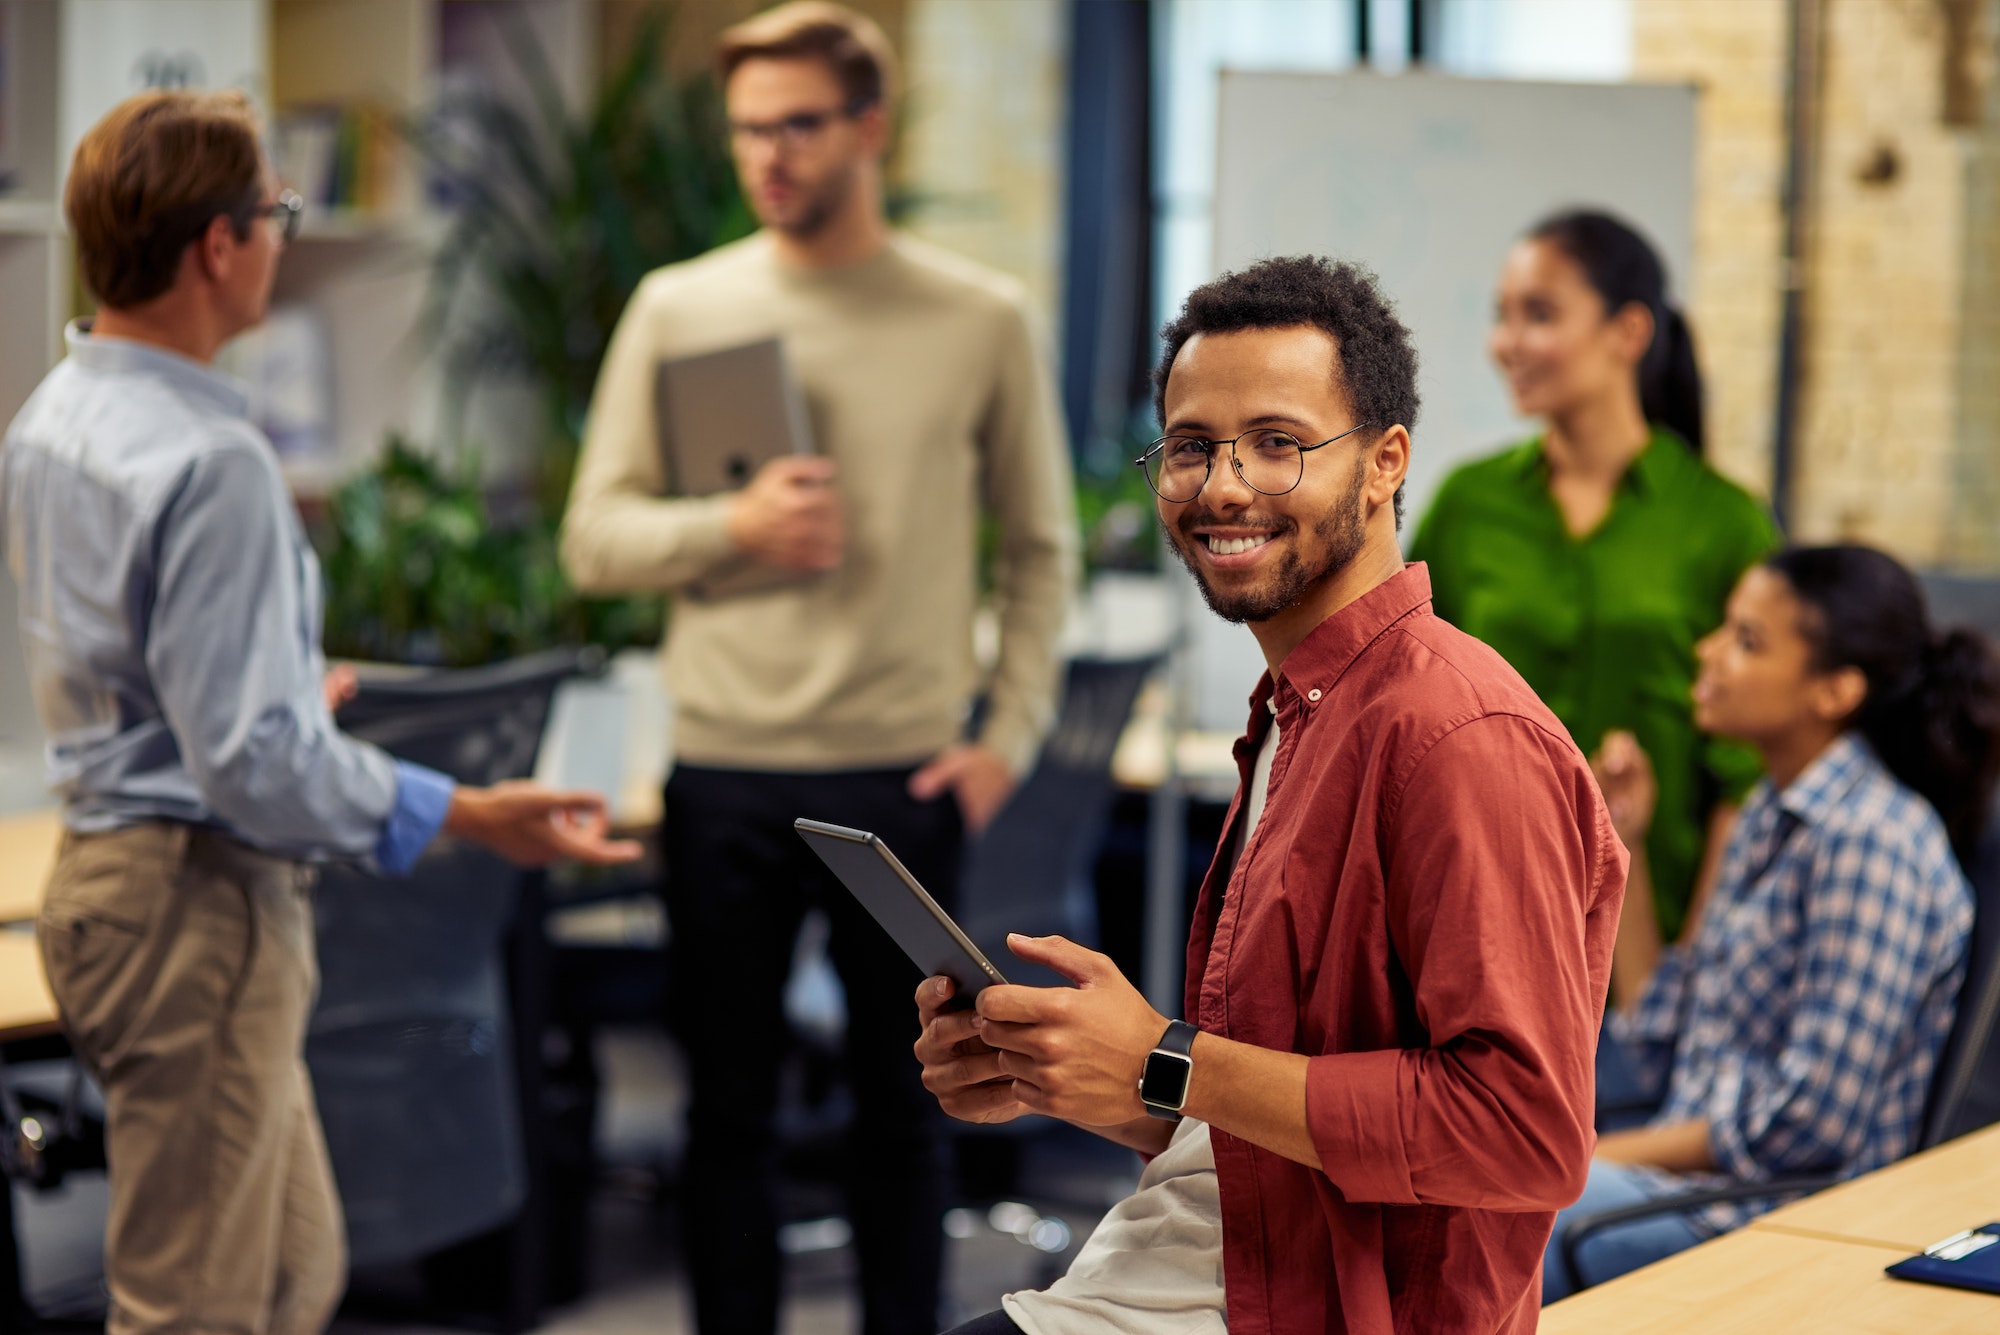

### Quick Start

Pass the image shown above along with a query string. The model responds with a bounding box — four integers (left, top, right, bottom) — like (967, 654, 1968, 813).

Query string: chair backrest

(1921, 787, 2000, 1146)
(306, 647, 596, 1267)
(333, 645, 604, 785)
(957, 655, 1158, 988)
(1918, 573, 2000, 642)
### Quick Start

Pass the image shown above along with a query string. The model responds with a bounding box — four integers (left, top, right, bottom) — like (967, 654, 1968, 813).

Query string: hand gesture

(908, 743, 1017, 834)
(725, 456, 844, 571)
(974, 934, 1168, 1127)
(1592, 730, 1658, 849)
(913, 975, 1030, 1125)
(322, 663, 359, 714)
(443, 780, 644, 867)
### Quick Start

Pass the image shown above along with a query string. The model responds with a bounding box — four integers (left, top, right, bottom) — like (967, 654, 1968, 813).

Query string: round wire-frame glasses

(1133, 421, 1374, 503)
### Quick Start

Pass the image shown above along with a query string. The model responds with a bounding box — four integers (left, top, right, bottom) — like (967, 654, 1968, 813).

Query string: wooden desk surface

(1751, 1122, 2000, 1253)
(1109, 681, 1241, 793)
(0, 933, 60, 1043)
(1539, 1226, 1996, 1334)
(0, 806, 61, 926)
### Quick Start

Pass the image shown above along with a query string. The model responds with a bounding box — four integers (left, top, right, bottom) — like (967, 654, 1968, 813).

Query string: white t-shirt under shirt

(1004, 707, 1280, 1335)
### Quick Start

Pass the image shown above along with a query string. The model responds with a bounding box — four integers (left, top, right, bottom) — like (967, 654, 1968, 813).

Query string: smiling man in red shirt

(916, 256, 1627, 1335)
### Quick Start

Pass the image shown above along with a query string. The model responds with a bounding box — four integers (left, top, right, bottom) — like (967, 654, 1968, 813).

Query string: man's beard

(1168, 456, 1369, 624)
(762, 159, 858, 240)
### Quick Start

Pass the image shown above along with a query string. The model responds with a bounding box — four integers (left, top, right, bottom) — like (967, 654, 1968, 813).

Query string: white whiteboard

(1214, 69, 1696, 523)
(1176, 70, 1696, 731)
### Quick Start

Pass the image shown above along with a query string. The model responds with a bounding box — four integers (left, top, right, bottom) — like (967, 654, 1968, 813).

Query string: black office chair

(1557, 788, 2000, 1294)
(1918, 574, 2000, 642)
(956, 655, 1161, 987)
(944, 655, 1159, 1212)
(307, 646, 601, 1329)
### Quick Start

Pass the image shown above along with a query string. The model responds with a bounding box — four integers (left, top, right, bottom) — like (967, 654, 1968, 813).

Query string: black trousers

(663, 765, 963, 1335)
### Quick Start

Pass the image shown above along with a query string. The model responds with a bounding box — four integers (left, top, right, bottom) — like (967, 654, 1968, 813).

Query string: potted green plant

(315, 8, 753, 664)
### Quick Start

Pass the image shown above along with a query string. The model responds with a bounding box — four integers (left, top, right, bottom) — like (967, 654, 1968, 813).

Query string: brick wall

(897, 0, 1068, 321)
(1632, 0, 1791, 504)
(1953, 0, 2000, 568)
(1634, 0, 2000, 571)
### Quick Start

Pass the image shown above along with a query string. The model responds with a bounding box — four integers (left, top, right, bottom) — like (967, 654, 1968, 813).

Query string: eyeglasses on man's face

(1134, 422, 1374, 504)
(259, 190, 303, 244)
(728, 98, 873, 152)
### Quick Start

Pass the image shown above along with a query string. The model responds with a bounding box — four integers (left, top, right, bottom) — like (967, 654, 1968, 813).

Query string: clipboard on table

(654, 337, 817, 599)
(1885, 1223, 2000, 1295)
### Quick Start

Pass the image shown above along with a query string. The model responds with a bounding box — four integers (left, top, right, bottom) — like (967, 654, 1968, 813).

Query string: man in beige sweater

(559, 4, 1076, 1332)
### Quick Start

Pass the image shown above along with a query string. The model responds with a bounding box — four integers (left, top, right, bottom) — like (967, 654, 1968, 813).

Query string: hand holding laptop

(726, 455, 844, 571)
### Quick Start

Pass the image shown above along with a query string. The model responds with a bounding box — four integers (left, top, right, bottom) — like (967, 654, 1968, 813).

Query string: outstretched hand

(444, 780, 644, 867)
(972, 934, 1168, 1127)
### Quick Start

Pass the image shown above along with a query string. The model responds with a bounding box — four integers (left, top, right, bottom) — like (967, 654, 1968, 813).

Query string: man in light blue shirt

(1, 90, 638, 1335)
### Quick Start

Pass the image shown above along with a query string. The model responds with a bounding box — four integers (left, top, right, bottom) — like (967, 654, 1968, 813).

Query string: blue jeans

(1595, 1027, 1661, 1131)
(1543, 1159, 1706, 1302)
(1540, 1033, 1703, 1302)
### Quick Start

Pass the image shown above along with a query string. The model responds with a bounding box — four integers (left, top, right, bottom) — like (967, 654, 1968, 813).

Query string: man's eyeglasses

(1134, 422, 1375, 504)
(728, 98, 873, 151)
(260, 190, 304, 244)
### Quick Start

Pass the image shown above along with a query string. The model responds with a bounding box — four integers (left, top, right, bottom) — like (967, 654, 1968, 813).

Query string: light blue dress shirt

(0, 325, 453, 874)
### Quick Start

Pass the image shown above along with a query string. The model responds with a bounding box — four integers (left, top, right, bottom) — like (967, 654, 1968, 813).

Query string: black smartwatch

(1139, 1019, 1198, 1121)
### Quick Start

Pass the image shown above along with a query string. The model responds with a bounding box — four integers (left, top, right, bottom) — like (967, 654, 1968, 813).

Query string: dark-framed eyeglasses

(727, 97, 874, 151)
(262, 189, 304, 244)
(1134, 422, 1375, 503)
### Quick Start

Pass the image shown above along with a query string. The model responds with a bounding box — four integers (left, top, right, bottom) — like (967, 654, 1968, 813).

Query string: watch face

(1140, 1051, 1193, 1108)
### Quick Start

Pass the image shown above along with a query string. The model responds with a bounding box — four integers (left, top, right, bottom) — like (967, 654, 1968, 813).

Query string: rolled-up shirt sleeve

(376, 760, 456, 875)
(1303, 715, 1625, 1211)
(144, 441, 434, 869)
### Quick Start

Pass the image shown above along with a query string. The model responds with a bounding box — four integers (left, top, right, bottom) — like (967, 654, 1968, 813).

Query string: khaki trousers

(37, 823, 345, 1335)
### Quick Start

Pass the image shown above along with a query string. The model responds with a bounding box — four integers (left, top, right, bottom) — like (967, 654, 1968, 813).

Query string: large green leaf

(321, 7, 744, 665)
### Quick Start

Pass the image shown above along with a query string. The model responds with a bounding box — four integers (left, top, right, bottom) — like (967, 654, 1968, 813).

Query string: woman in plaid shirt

(1544, 543, 2000, 1299)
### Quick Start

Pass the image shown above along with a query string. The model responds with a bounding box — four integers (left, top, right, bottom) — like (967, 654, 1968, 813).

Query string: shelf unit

(0, 0, 597, 751)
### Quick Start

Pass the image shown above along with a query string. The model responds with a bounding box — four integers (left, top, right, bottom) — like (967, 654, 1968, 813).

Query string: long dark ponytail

(1768, 545, 2000, 866)
(1529, 209, 1704, 456)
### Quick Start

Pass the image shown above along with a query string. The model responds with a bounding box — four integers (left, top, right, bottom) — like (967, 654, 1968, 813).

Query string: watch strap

(1140, 1019, 1199, 1120)
(1155, 1019, 1197, 1059)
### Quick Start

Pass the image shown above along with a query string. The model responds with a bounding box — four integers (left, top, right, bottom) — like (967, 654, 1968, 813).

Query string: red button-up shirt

(1188, 565, 1625, 1334)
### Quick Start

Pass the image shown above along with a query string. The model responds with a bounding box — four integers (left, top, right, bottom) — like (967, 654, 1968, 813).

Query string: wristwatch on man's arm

(1139, 1020, 1199, 1121)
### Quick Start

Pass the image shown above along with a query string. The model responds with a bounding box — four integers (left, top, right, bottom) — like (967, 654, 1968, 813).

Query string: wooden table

(0, 933, 59, 1043)
(1545, 1124, 2000, 1330)
(1108, 680, 1241, 794)
(1751, 1122, 2000, 1253)
(0, 806, 60, 926)
(1540, 1226, 1997, 1334)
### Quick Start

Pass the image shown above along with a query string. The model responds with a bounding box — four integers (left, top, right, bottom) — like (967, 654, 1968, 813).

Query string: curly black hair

(1153, 255, 1421, 526)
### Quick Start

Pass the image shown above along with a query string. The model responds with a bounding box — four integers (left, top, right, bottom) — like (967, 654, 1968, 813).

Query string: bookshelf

(0, 0, 598, 757)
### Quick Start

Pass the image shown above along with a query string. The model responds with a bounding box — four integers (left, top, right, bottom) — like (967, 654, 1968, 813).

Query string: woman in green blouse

(1410, 210, 1777, 948)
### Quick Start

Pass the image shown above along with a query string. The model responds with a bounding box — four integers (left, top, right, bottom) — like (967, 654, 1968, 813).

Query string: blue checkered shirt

(1608, 732, 1973, 1236)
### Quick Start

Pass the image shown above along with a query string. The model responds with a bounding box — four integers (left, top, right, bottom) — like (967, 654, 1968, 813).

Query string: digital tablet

(794, 818, 1008, 1006)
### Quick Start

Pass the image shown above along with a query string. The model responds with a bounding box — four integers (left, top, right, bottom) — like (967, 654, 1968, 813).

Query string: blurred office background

(2, 1, 1998, 1333)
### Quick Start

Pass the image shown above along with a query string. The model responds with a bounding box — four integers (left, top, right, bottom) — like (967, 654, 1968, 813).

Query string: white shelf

(0, 198, 62, 235)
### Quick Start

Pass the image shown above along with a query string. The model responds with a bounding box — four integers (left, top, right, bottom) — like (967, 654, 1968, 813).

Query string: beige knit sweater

(560, 231, 1077, 776)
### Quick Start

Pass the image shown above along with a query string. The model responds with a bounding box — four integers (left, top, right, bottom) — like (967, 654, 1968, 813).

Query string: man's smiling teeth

(1206, 534, 1272, 556)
